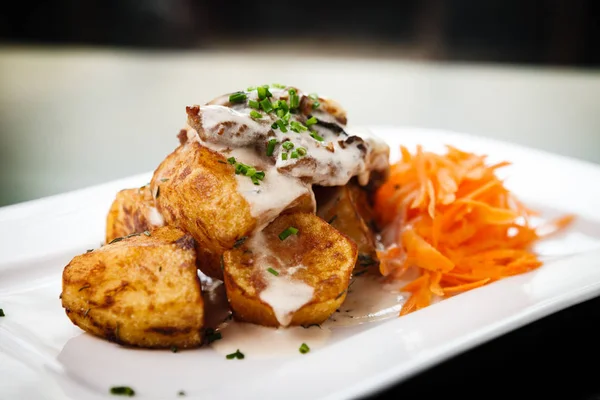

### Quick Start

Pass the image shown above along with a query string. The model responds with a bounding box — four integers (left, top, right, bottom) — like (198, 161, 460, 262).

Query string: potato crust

(223, 212, 357, 327)
(314, 181, 379, 271)
(150, 140, 313, 280)
(105, 186, 164, 244)
(61, 226, 204, 349)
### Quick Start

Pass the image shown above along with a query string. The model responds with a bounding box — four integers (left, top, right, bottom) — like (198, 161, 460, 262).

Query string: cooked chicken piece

(314, 181, 380, 273)
(105, 186, 165, 244)
(223, 212, 357, 327)
(150, 136, 314, 280)
(61, 226, 204, 349)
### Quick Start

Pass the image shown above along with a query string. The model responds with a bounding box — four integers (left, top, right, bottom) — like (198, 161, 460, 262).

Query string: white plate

(1, 127, 600, 400)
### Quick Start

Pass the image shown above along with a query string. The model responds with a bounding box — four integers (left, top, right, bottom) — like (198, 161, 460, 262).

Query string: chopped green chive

(310, 131, 324, 141)
(86, 249, 94, 253)
(276, 119, 288, 133)
(272, 83, 286, 89)
(279, 226, 299, 241)
(235, 163, 248, 175)
(205, 328, 223, 344)
(260, 99, 274, 113)
(160, 178, 169, 182)
(290, 150, 299, 159)
(290, 121, 307, 133)
(299, 343, 310, 354)
(171, 346, 178, 353)
(309, 93, 320, 109)
(0, 309, 4, 317)
(218, 160, 227, 164)
(282, 141, 294, 151)
(178, 391, 186, 397)
(328, 215, 338, 224)
(282, 153, 288, 161)
(233, 237, 247, 248)
(229, 92, 247, 103)
(306, 116, 318, 126)
(143, 230, 151, 236)
(229, 158, 265, 184)
(267, 267, 279, 276)
(248, 100, 260, 109)
(277, 100, 289, 113)
(335, 289, 347, 300)
(266, 139, 277, 156)
(289, 89, 300, 109)
(247, 86, 257, 91)
(226, 349, 245, 360)
(297, 147, 307, 156)
(257, 86, 272, 100)
(110, 386, 135, 396)
(249, 110, 262, 119)
(245, 167, 257, 177)
(358, 254, 378, 266)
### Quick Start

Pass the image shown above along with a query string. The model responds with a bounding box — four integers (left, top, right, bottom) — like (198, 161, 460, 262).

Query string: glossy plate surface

(1, 127, 600, 400)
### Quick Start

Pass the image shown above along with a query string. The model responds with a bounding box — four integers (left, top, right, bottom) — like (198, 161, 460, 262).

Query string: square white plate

(2, 127, 600, 400)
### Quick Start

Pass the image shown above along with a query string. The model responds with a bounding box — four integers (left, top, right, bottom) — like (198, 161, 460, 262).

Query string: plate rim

(1, 126, 600, 400)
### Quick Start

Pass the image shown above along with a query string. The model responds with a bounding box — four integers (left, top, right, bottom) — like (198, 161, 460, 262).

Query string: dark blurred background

(1, 0, 599, 67)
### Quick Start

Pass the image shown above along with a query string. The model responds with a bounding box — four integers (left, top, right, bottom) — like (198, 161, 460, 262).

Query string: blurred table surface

(0, 45, 600, 400)
(0, 45, 599, 206)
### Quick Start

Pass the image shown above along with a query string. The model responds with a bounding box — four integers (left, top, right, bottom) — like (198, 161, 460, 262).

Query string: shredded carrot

(374, 145, 574, 316)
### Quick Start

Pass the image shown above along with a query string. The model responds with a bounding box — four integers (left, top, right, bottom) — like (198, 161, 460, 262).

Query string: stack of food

(60, 85, 390, 349)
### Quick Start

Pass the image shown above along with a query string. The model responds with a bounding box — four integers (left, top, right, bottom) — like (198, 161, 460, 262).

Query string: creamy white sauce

(244, 230, 315, 326)
(188, 87, 390, 190)
(323, 275, 407, 327)
(147, 206, 165, 227)
(181, 87, 392, 332)
(200, 105, 271, 147)
(184, 132, 316, 226)
(226, 147, 314, 225)
(199, 267, 413, 357)
(259, 274, 315, 326)
(211, 323, 330, 358)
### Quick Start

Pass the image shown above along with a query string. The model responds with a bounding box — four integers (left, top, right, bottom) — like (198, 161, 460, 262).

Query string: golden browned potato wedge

(314, 181, 380, 273)
(61, 226, 204, 349)
(223, 212, 357, 327)
(150, 137, 314, 280)
(105, 186, 164, 244)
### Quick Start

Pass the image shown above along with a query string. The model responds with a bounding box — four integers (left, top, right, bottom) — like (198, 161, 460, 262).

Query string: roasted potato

(61, 226, 204, 349)
(150, 138, 314, 280)
(105, 186, 164, 244)
(223, 212, 357, 327)
(314, 181, 380, 272)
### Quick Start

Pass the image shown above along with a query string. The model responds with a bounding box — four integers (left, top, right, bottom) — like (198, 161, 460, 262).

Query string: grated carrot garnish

(374, 145, 574, 316)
